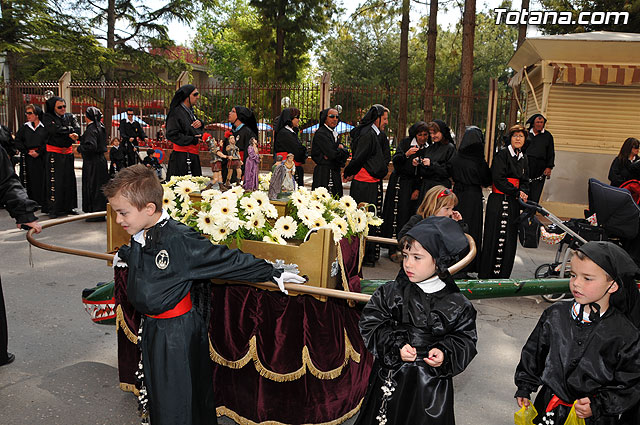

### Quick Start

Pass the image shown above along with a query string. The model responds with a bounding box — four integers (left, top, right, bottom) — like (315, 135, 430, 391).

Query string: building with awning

(508, 31, 640, 217)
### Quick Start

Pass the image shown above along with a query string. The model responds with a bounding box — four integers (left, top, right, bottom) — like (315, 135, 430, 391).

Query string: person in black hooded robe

(448, 126, 492, 273)
(311, 108, 348, 196)
(15, 104, 47, 207)
(274, 107, 307, 187)
(77, 107, 109, 215)
(415, 119, 456, 202)
(355, 216, 477, 425)
(43, 96, 80, 217)
(515, 241, 640, 425)
(343, 104, 390, 266)
(166, 84, 203, 179)
(523, 114, 554, 203)
(228, 105, 258, 163)
(381, 121, 429, 242)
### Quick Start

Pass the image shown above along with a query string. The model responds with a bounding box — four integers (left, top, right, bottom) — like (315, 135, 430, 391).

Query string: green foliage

(537, 0, 640, 34)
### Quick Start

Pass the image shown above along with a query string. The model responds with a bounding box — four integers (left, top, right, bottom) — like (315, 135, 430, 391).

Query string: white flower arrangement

(161, 177, 383, 246)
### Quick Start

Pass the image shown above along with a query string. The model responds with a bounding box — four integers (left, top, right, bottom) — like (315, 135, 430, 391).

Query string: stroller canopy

(588, 178, 640, 239)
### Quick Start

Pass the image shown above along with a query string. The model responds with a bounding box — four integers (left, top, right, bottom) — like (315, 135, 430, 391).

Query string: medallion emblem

(155, 250, 169, 269)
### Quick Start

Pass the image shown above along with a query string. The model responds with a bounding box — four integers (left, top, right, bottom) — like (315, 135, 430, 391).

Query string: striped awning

(550, 62, 640, 86)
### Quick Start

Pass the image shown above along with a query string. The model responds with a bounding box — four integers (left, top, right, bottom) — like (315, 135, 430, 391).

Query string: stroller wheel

(535, 264, 569, 303)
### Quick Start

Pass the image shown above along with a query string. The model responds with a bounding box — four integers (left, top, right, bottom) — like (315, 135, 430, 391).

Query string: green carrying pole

(360, 278, 571, 300)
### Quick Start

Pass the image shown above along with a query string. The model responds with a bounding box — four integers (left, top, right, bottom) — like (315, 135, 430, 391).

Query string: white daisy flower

(224, 216, 244, 232)
(210, 224, 231, 242)
(211, 198, 238, 218)
(240, 196, 260, 216)
(366, 211, 384, 227)
(290, 191, 308, 209)
(329, 217, 348, 243)
(353, 209, 368, 233)
(175, 180, 199, 201)
(274, 216, 298, 238)
(163, 198, 177, 211)
(312, 186, 331, 201)
(310, 216, 327, 229)
(196, 210, 217, 235)
(245, 215, 266, 231)
(338, 195, 357, 212)
(218, 192, 239, 205)
(298, 208, 321, 228)
(201, 189, 221, 202)
(264, 204, 278, 219)
(250, 191, 270, 208)
(308, 200, 325, 215)
(262, 232, 286, 245)
(229, 185, 245, 197)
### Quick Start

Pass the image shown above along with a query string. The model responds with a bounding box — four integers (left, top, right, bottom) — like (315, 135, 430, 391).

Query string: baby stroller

(520, 178, 640, 302)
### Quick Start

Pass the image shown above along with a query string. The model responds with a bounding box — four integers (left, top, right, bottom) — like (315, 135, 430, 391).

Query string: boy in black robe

(103, 165, 304, 425)
(515, 241, 640, 425)
(311, 108, 348, 197)
(355, 216, 477, 425)
(166, 84, 204, 179)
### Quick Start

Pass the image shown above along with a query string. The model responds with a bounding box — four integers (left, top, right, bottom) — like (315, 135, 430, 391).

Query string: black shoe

(0, 352, 15, 366)
(48, 212, 61, 219)
(66, 210, 80, 215)
(85, 217, 106, 222)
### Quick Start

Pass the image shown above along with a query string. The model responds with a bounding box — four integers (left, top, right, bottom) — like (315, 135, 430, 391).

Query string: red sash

(46, 144, 73, 154)
(546, 395, 573, 412)
(147, 291, 192, 319)
(492, 177, 520, 195)
(354, 168, 380, 183)
(172, 144, 199, 154)
(277, 151, 302, 167)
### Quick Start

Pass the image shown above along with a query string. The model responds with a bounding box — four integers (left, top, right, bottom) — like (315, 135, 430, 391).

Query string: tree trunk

(1, 0, 19, 130)
(397, 0, 410, 141)
(424, 0, 438, 122)
(458, 0, 476, 144)
(271, 1, 286, 120)
(103, 0, 117, 135)
(508, 0, 529, 127)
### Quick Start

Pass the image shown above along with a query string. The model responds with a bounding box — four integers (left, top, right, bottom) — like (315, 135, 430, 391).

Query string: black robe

(515, 303, 640, 424)
(523, 129, 555, 203)
(109, 146, 126, 177)
(274, 127, 307, 187)
(77, 122, 108, 213)
(166, 105, 203, 179)
(15, 122, 47, 207)
(117, 218, 281, 425)
(416, 141, 455, 200)
(608, 156, 640, 188)
(478, 147, 529, 279)
(119, 119, 147, 167)
(311, 124, 348, 197)
(232, 123, 257, 161)
(448, 130, 492, 273)
(381, 137, 422, 239)
(43, 110, 80, 214)
(355, 273, 477, 425)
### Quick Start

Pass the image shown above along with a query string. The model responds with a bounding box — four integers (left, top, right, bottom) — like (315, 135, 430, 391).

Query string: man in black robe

(165, 84, 204, 179)
(43, 96, 80, 218)
(119, 107, 147, 167)
(0, 145, 41, 366)
(523, 113, 554, 203)
(311, 108, 348, 197)
(274, 107, 307, 187)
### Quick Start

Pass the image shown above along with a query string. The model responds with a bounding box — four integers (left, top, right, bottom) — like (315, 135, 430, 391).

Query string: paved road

(0, 168, 563, 424)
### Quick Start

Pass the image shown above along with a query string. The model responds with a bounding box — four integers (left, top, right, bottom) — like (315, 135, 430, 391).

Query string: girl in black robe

(355, 217, 477, 425)
(43, 96, 80, 217)
(515, 242, 640, 425)
(448, 126, 492, 273)
(229, 105, 259, 170)
(478, 124, 529, 279)
(608, 137, 640, 187)
(77, 107, 108, 215)
(15, 104, 47, 207)
(274, 107, 307, 187)
(311, 108, 349, 197)
(166, 84, 204, 179)
(416, 119, 456, 201)
(382, 121, 429, 241)
(109, 137, 126, 177)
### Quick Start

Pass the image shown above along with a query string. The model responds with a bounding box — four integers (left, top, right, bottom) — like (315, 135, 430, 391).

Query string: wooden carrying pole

(26, 213, 477, 304)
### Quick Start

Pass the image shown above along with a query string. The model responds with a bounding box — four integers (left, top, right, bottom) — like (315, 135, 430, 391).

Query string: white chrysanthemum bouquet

(162, 176, 383, 246)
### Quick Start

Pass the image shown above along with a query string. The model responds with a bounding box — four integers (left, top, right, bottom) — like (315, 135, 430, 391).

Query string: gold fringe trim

(358, 235, 366, 273)
(115, 304, 138, 344)
(336, 245, 356, 307)
(216, 398, 363, 425)
(209, 329, 361, 382)
(119, 382, 140, 396)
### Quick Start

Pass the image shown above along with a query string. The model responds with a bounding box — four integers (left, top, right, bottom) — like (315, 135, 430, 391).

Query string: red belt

(147, 291, 192, 319)
(277, 152, 303, 167)
(492, 178, 520, 195)
(546, 395, 573, 412)
(172, 144, 200, 154)
(46, 144, 73, 154)
(354, 167, 380, 183)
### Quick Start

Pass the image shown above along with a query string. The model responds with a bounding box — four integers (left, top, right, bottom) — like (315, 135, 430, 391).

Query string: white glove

(273, 271, 306, 295)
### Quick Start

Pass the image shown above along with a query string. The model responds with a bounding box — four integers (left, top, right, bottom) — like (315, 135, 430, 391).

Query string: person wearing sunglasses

(15, 104, 47, 207)
(43, 96, 80, 218)
(274, 107, 307, 188)
(311, 108, 349, 197)
(118, 107, 148, 168)
(165, 84, 204, 179)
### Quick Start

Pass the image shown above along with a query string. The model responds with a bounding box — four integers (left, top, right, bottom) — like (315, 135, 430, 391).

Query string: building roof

(508, 31, 640, 71)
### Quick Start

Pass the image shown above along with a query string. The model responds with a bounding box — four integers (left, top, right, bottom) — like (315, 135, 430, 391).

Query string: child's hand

(424, 348, 444, 367)
(574, 397, 592, 419)
(516, 397, 530, 408)
(400, 344, 417, 362)
(451, 210, 463, 221)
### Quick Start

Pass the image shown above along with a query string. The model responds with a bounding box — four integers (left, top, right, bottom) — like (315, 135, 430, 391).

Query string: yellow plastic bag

(564, 402, 586, 425)
(514, 403, 538, 425)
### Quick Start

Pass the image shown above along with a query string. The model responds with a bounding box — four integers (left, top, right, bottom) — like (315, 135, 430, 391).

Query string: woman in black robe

(478, 124, 529, 279)
(77, 107, 108, 215)
(416, 119, 456, 201)
(15, 104, 47, 208)
(43, 96, 80, 217)
(274, 107, 307, 187)
(608, 137, 640, 187)
(448, 126, 492, 273)
(166, 84, 203, 179)
(311, 107, 349, 196)
(381, 121, 428, 241)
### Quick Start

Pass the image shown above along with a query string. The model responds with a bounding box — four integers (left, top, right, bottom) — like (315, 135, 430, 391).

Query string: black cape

(117, 218, 281, 425)
(15, 118, 47, 207)
(310, 120, 348, 197)
(232, 106, 258, 157)
(416, 141, 455, 200)
(78, 114, 108, 213)
(166, 86, 203, 178)
(109, 146, 126, 177)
